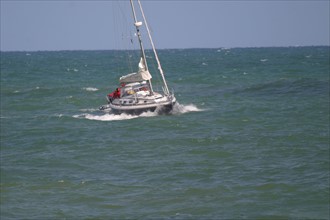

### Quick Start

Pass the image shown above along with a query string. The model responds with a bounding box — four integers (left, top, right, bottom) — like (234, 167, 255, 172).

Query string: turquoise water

(1, 47, 329, 219)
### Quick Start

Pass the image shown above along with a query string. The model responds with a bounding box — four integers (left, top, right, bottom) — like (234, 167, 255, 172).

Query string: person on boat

(107, 91, 114, 103)
(107, 88, 121, 103)
(113, 88, 121, 99)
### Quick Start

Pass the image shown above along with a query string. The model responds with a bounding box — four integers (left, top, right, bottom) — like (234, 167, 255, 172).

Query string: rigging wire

(112, 1, 139, 74)
(137, 0, 170, 95)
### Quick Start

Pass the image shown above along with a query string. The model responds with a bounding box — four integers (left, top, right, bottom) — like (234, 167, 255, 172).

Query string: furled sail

(119, 57, 152, 83)
(119, 70, 152, 83)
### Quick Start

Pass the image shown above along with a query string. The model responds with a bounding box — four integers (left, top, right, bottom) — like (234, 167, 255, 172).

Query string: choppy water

(1, 47, 329, 219)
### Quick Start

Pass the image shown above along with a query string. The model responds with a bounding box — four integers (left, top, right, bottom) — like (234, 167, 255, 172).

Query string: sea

(1, 47, 329, 219)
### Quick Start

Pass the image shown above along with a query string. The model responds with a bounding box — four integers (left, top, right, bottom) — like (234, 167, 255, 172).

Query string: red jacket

(113, 88, 121, 99)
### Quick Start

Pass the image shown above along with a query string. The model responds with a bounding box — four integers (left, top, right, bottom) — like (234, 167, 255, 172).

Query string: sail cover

(119, 57, 152, 83)
(119, 70, 152, 83)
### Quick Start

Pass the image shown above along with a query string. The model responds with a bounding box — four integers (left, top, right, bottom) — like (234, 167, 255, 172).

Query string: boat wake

(73, 111, 156, 121)
(73, 103, 203, 121)
(171, 103, 204, 114)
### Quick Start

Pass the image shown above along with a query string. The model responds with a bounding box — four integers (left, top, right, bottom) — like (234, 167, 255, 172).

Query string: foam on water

(73, 113, 139, 121)
(79, 108, 99, 112)
(73, 103, 203, 121)
(82, 87, 98, 92)
(172, 102, 205, 114)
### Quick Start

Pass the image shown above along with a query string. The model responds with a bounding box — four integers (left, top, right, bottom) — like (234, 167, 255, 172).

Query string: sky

(1, 0, 329, 51)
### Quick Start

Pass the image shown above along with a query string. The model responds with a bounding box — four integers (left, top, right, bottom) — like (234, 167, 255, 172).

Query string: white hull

(101, 93, 176, 115)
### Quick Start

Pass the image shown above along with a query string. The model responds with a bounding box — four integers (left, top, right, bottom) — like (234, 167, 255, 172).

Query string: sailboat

(99, 0, 176, 115)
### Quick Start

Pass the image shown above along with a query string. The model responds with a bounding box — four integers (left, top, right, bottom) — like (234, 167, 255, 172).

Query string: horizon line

(1, 45, 329, 53)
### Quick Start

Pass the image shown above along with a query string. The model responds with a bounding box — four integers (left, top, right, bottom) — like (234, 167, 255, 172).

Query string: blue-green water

(1, 47, 329, 219)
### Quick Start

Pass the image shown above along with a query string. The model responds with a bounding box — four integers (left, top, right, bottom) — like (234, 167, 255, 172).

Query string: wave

(79, 108, 99, 112)
(238, 78, 329, 97)
(172, 103, 204, 114)
(73, 111, 156, 121)
(73, 103, 204, 121)
(82, 87, 98, 92)
(73, 113, 137, 121)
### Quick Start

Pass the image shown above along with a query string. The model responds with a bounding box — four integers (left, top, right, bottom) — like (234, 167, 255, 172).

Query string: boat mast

(129, 0, 154, 94)
(137, 0, 170, 95)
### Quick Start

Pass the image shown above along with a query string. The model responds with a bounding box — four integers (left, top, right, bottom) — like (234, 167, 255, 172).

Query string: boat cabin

(120, 81, 150, 98)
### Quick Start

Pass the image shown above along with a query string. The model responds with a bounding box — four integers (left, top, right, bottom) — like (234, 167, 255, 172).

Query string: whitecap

(66, 68, 79, 72)
(172, 103, 204, 114)
(83, 87, 99, 92)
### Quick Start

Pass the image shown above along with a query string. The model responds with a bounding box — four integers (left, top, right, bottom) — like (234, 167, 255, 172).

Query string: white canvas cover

(119, 58, 152, 83)
(119, 70, 152, 83)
